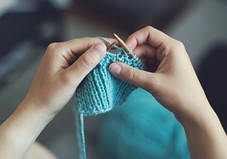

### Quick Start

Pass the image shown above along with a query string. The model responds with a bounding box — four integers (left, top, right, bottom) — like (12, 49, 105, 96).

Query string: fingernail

(94, 43, 106, 57)
(109, 63, 122, 76)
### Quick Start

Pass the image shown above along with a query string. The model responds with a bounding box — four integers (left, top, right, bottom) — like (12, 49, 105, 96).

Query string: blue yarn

(97, 88, 190, 159)
(75, 51, 144, 115)
(73, 108, 86, 159)
(73, 37, 145, 159)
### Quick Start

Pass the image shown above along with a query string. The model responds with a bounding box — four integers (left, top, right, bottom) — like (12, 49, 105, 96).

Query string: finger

(62, 37, 105, 56)
(126, 26, 169, 50)
(98, 37, 119, 46)
(67, 43, 106, 84)
(109, 62, 156, 91)
(133, 44, 156, 58)
(104, 38, 118, 44)
(46, 38, 107, 69)
(102, 38, 121, 50)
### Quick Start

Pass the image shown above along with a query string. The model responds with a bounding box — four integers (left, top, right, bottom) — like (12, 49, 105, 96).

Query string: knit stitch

(73, 37, 145, 159)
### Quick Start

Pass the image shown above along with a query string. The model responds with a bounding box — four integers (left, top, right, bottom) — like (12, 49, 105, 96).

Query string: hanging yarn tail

(73, 106, 87, 159)
(73, 37, 146, 159)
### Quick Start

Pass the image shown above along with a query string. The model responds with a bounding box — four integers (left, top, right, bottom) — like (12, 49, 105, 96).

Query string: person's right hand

(109, 26, 211, 122)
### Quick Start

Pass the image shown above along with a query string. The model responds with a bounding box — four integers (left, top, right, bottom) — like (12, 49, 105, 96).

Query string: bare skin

(0, 26, 226, 159)
(109, 26, 227, 159)
(0, 38, 107, 159)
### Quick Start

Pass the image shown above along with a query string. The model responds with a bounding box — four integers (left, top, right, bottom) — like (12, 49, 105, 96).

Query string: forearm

(113, 26, 227, 158)
(181, 104, 227, 159)
(0, 100, 54, 159)
(24, 142, 57, 159)
(0, 38, 106, 159)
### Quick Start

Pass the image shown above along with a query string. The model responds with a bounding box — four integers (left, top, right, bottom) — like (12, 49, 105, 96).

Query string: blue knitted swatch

(73, 37, 145, 159)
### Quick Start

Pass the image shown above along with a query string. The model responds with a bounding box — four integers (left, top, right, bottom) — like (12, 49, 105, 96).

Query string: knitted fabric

(97, 89, 190, 159)
(73, 37, 145, 159)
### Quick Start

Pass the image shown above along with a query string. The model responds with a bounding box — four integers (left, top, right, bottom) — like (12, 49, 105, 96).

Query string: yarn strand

(73, 37, 145, 159)
(74, 105, 86, 159)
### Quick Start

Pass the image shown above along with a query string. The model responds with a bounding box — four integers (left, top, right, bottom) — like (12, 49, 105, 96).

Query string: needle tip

(113, 33, 118, 38)
(113, 33, 134, 57)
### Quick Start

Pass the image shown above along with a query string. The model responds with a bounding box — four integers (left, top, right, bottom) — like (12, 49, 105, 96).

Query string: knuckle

(47, 43, 58, 50)
(60, 72, 73, 85)
(168, 39, 186, 55)
(173, 40, 185, 50)
(80, 53, 95, 69)
(47, 42, 63, 53)
(144, 26, 153, 31)
(149, 76, 161, 91)
(124, 67, 136, 84)
(150, 75, 167, 95)
(82, 37, 101, 43)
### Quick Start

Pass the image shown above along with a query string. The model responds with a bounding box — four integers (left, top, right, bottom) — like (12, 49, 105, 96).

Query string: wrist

(176, 103, 227, 159)
(176, 102, 221, 133)
(0, 99, 56, 159)
(20, 98, 57, 123)
(172, 98, 213, 125)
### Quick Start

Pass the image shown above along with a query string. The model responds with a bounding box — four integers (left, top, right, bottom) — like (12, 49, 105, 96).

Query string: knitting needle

(113, 33, 135, 58)
(107, 41, 116, 51)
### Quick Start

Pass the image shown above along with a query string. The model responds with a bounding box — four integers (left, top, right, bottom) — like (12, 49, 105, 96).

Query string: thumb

(69, 43, 106, 84)
(109, 62, 157, 92)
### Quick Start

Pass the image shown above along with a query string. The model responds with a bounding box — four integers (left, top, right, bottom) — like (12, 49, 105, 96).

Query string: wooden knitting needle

(107, 41, 116, 51)
(113, 33, 135, 58)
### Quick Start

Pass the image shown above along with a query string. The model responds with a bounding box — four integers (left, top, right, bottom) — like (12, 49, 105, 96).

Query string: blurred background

(0, 0, 227, 158)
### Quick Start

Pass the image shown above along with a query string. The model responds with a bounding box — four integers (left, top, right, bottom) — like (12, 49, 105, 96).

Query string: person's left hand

(23, 37, 106, 117)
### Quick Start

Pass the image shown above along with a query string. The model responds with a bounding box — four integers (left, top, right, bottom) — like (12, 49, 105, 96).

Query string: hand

(24, 38, 106, 117)
(109, 26, 210, 121)
(0, 38, 107, 159)
(109, 26, 227, 159)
